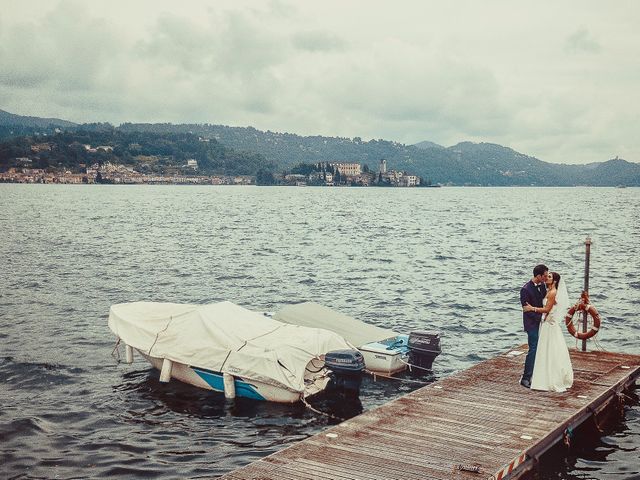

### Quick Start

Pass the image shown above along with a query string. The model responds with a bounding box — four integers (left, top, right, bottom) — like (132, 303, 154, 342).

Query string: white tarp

(273, 302, 397, 347)
(108, 301, 352, 393)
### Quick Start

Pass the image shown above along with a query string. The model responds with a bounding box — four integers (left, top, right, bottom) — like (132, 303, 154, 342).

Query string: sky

(1, 1, 638, 164)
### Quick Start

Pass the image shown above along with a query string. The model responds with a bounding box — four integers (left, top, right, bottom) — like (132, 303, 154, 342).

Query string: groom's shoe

(520, 377, 531, 389)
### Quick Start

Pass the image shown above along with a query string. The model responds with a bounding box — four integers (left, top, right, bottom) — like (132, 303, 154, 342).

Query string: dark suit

(520, 280, 546, 381)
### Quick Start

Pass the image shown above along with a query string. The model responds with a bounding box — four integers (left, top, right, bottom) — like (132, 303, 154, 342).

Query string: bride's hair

(551, 272, 561, 289)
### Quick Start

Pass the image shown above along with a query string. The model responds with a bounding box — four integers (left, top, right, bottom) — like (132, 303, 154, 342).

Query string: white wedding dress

(530, 279, 574, 392)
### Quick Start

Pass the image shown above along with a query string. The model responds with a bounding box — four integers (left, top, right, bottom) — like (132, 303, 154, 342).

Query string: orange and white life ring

(564, 291, 601, 340)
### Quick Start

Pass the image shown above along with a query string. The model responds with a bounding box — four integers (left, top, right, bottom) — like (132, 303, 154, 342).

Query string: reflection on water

(534, 386, 639, 480)
(115, 366, 416, 426)
(1, 184, 639, 479)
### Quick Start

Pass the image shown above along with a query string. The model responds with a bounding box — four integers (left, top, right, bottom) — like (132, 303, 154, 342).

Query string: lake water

(1, 184, 638, 479)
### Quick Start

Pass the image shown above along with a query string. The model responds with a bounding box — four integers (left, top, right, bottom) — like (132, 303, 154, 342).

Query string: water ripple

(1, 184, 639, 479)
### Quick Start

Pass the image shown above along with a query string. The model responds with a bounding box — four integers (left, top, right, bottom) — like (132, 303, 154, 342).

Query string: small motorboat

(108, 301, 364, 403)
(272, 302, 442, 375)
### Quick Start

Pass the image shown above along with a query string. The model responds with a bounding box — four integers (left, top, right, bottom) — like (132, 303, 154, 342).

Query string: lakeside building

(379, 169, 421, 187)
(308, 171, 334, 186)
(277, 165, 419, 187)
(83, 144, 113, 153)
(30, 143, 52, 153)
(0, 164, 254, 186)
(274, 159, 421, 187)
(331, 163, 362, 176)
(400, 175, 420, 187)
(0, 168, 93, 184)
(351, 173, 376, 186)
(2, 158, 420, 188)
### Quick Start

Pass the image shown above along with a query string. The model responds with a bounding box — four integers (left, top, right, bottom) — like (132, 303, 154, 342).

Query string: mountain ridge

(1, 109, 638, 186)
(413, 140, 446, 150)
(0, 109, 77, 128)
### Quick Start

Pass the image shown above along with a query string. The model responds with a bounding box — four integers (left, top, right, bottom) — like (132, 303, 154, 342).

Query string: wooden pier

(219, 346, 640, 480)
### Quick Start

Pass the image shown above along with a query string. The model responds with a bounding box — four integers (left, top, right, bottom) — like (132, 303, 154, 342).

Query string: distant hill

(446, 142, 639, 186)
(119, 122, 410, 172)
(1, 110, 638, 185)
(572, 158, 640, 186)
(121, 123, 639, 186)
(0, 128, 272, 177)
(0, 109, 78, 141)
(413, 140, 445, 150)
(0, 109, 77, 128)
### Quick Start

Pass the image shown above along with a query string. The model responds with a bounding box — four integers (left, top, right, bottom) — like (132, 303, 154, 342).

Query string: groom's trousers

(523, 328, 539, 380)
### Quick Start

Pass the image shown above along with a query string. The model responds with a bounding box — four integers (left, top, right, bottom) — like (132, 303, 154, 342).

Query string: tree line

(0, 128, 273, 176)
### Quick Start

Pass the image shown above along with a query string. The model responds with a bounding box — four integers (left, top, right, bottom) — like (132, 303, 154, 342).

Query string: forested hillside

(2, 109, 638, 185)
(0, 128, 272, 176)
(120, 123, 640, 186)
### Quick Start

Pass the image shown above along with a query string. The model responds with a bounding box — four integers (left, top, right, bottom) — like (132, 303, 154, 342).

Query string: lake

(1, 184, 638, 479)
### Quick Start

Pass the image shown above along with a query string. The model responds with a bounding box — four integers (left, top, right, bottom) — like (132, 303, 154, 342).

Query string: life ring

(564, 291, 601, 340)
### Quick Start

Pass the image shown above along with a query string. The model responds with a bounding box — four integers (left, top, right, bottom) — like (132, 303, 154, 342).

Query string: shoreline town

(1, 158, 432, 187)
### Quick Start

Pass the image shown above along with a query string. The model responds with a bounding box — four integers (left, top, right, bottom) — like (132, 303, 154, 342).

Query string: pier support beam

(223, 373, 236, 399)
(159, 358, 173, 382)
(124, 344, 134, 364)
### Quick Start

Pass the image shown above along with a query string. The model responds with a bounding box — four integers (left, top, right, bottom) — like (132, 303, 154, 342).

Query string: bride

(523, 272, 574, 392)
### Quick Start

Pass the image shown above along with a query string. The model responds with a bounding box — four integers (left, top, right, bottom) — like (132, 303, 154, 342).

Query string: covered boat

(273, 302, 412, 375)
(108, 301, 357, 403)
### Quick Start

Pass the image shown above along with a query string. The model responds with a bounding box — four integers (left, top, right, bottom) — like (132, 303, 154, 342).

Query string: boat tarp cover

(273, 302, 397, 347)
(108, 301, 352, 393)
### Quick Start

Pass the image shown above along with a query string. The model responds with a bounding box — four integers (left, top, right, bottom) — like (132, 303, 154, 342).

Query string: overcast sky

(1, 1, 638, 164)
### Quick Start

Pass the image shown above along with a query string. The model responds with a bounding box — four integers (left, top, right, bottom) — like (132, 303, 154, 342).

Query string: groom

(519, 263, 548, 388)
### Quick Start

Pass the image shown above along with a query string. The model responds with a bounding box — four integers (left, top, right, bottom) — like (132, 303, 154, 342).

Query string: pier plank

(218, 347, 640, 480)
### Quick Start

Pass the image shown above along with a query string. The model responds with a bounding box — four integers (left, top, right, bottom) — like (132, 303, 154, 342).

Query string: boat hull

(359, 335, 410, 375)
(139, 351, 329, 403)
(360, 350, 409, 375)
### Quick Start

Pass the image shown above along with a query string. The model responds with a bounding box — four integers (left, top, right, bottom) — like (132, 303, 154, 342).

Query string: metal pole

(582, 236, 592, 352)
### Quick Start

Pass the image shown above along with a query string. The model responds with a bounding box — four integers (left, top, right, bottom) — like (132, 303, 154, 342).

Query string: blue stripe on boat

(191, 367, 266, 401)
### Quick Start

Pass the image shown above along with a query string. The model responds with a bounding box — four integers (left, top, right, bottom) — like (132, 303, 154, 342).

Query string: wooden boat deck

(219, 346, 640, 480)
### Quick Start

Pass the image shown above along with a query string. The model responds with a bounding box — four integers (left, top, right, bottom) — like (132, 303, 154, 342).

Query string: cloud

(0, 1, 124, 91)
(138, 10, 290, 77)
(565, 27, 602, 54)
(290, 37, 511, 145)
(292, 31, 347, 52)
(129, 8, 293, 120)
(0, 1, 638, 164)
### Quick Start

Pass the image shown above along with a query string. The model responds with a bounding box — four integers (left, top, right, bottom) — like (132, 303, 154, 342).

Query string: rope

(572, 312, 607, 350)
(587, 406, 605, 434)
(111, 338, 121, 362)
(301, 396, 346, 422)
(364, 369, 431, 385)
(399, 357, 435, 373)
(149, 315, 173, 356)
(305, 358, 325, 374)
(592, 334, 607, 351)
(574, 336, 602, 350)
(617, 390, 637, 403)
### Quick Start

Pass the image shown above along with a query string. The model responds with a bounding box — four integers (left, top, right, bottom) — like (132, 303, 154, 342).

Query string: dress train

(530, 301, 574, 392)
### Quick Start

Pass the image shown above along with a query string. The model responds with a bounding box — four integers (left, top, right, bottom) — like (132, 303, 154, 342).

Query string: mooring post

(582, 236, 592, 352)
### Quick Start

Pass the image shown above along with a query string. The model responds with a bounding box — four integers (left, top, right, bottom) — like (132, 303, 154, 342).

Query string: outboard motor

(408, 331, 441, 371)
(325, 349, 365, 398)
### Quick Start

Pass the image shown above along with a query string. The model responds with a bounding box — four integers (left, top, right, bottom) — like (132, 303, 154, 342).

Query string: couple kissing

(519, 264, 574, 392)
